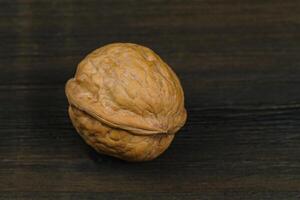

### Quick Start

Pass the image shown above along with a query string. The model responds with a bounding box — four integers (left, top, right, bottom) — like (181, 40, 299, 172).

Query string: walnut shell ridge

(65, 43, 187, 161)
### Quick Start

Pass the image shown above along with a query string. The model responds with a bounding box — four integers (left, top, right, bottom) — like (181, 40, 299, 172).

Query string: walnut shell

(65, 43, 187, 161)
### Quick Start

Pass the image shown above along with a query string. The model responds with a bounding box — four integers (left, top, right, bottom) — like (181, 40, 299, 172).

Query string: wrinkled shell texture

(66, 43, 187, 161)
(69, 106, 174, 161)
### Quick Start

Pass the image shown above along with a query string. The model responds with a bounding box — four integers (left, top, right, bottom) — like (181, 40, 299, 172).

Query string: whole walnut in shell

(65, 43, 187, 161)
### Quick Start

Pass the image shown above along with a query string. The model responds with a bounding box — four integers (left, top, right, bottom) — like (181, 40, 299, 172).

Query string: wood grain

(1, 0, 300, 199)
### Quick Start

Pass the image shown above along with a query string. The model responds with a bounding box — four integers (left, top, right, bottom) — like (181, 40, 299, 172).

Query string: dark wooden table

(1, 0, 300, 199)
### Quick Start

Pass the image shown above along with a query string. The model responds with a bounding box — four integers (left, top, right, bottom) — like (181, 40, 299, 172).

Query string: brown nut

(65, 43, 187, 161)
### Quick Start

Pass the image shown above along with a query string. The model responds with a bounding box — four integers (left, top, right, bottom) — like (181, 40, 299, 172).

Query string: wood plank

(1, 0, 300, 199)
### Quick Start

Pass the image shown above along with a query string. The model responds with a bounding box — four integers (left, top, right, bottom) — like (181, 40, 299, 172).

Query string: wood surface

(1, 0, 300, 199)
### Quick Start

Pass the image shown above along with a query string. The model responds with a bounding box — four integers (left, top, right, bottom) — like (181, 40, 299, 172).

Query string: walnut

(65, 43, 187, 161)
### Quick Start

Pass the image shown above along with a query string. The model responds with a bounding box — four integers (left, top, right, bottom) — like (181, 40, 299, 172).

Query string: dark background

(1, 0, 300, 199)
